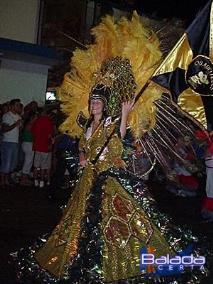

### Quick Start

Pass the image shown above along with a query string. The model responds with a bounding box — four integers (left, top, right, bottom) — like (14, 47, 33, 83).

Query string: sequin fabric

(13, 118, 210, 284)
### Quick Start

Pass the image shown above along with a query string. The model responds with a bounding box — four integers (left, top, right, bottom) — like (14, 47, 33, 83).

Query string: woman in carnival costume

(16, 13, 209, 284)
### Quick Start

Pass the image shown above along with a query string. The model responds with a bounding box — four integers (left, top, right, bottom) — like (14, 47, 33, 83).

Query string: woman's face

(90, 99, 104, 116)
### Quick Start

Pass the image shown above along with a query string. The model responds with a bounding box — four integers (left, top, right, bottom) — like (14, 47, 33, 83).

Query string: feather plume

(58, 12, 163, 138)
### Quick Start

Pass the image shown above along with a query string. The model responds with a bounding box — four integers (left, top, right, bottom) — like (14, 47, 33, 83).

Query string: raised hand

(120, 99, 135, 138)
(121, 100, 135, 117)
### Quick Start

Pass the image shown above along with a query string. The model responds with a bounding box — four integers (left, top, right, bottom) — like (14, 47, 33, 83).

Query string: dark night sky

(104, 0, 210, 25)
(137, 0, 209, 24)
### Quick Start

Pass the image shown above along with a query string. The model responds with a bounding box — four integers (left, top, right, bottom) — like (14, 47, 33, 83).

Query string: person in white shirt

(0, 99, 22, 187)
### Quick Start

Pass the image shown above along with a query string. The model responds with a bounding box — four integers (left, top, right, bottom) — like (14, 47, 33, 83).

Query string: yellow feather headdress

(58, 12, 204, 176)
(58, 11, 162, 138)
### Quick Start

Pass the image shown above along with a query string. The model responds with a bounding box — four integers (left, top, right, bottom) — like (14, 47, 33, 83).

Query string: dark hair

(85, 112, 108, 130)
(9, 99, 21, 106)
(2, 103, 9, 109)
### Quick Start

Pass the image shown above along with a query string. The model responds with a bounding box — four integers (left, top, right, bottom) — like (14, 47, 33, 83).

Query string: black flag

(152, 0, 213, 130)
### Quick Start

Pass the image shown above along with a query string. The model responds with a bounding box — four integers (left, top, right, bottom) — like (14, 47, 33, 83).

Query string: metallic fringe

(11, 168, 211, 284)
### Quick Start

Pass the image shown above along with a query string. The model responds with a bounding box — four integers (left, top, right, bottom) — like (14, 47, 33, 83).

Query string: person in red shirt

(31, 109, 55, 188)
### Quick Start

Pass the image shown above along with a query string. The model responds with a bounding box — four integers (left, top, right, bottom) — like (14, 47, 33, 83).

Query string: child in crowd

(20, 112, 38, 186)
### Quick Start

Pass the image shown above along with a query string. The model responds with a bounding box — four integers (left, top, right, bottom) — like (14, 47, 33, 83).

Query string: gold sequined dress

(32, 118, 178, 283)
(15, 118, 203, 284)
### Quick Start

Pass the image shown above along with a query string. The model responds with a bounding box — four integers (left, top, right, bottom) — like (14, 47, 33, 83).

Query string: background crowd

(0, 98, 213, 219)
(0, 98, 79, 195)
(0, 99, 60, 189)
